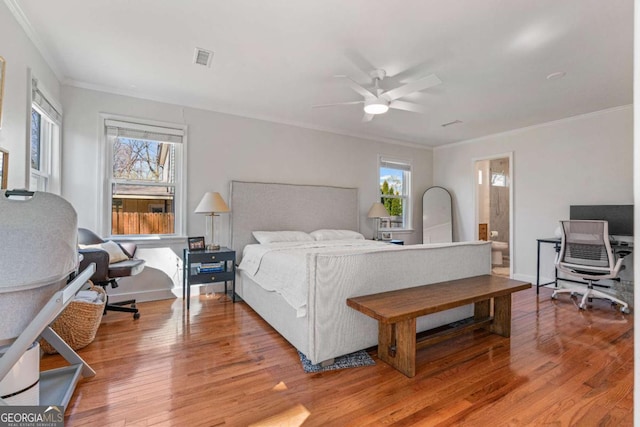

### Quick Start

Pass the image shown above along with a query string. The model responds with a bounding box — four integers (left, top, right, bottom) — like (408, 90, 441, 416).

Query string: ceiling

(10, 0, 633, 147)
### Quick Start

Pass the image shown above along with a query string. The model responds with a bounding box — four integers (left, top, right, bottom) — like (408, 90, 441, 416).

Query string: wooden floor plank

(40, 287, 633, 426)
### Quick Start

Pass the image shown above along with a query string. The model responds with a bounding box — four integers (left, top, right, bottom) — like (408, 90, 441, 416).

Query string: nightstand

(183, 247, 236, 310)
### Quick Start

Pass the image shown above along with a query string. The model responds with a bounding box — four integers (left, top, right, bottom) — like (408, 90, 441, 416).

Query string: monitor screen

(569, 205, 634, 236)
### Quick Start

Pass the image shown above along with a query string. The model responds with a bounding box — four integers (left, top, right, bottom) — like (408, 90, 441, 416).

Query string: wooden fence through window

(112, 212, 175, 235)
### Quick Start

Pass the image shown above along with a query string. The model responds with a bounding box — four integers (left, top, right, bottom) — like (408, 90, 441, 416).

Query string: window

(29, 78, 61, 193)
(379, 157, 411, 230)
(104, 117, 186, 237)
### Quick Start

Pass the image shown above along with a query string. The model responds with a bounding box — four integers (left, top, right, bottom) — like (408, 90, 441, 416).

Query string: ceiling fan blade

(389, 100, 428, 114)
(382, 74, 442, 101)
(312, 100, 364, 108)
(344, 49, 376, 81)
(362, 113, 374, 122)
(335, 75, 376, 99)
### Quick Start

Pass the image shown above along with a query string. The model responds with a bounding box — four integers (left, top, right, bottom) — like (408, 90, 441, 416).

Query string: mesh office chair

(553, 220, 629, 313)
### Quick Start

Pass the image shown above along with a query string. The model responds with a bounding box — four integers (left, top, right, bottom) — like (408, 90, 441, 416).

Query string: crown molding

(64, 78, 434, 151)
(434, 104, 633, 151)
(4, 0, 65, 81)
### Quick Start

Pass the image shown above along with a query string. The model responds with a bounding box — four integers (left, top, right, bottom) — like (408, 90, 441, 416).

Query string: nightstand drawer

(189, 271, 235, 285)
(188, 251, 235, 263)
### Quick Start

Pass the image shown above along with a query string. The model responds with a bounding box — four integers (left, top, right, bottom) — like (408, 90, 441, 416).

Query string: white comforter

(238, 240, 400, 316)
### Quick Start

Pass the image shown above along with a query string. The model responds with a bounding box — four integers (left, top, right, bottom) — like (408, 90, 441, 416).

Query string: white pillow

(252, 231, 314, 244)
(79, 240, 130, 264)
(310, 229, 365, 241)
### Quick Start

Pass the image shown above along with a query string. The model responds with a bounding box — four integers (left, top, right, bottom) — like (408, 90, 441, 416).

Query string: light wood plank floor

(41, 286, 634, 426)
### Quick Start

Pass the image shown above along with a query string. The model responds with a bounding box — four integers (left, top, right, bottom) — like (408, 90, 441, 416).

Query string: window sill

(109, 235, 188, 248)
(379, 229, 414, 234)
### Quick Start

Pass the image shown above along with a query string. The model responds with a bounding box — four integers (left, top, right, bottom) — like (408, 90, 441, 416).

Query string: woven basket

(40, 281, 106, 354)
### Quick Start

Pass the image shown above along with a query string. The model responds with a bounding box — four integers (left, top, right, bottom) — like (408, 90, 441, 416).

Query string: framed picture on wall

(0, 56, 5, 129)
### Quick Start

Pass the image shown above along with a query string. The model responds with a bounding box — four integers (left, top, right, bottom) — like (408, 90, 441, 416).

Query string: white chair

(552, 220, 630, 313)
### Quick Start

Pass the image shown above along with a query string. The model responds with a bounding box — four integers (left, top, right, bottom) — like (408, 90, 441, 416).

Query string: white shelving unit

(0, 264, 96, 407)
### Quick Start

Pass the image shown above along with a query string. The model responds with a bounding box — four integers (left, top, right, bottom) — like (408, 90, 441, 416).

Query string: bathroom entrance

(474, 154, 513, 277)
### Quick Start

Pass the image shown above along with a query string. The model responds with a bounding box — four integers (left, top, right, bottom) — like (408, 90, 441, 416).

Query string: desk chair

(552, 220, 629, 313)
(78, 228, 145, 319)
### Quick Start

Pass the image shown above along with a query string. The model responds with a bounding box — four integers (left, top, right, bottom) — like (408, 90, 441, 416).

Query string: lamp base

(206, 244, 220, 251)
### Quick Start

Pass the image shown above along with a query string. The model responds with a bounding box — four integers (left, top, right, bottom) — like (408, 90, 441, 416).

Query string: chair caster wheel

(579, 303, 586, 310)
(621, 307, 630, 314)
(133, 312, 141, 320)
(551, 294, 558, 300)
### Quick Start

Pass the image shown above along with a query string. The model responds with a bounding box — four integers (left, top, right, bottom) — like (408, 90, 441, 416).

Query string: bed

(230, 181, 492, 365)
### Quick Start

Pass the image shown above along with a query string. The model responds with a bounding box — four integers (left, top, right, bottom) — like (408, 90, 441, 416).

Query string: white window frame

(28, 74, 62, 194)
(99, 113, 187, 239)
(378, 155, 412, 231)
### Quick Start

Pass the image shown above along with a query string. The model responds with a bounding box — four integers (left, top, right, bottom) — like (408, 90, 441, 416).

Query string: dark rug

(298, 350, 375, 373)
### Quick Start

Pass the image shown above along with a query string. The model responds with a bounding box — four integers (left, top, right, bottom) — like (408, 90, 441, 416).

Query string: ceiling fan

(313, 69, 442, 122)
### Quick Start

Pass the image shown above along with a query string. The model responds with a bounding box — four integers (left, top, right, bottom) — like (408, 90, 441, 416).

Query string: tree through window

(105, 118, 184, 236)
(379, 157, 411, 229)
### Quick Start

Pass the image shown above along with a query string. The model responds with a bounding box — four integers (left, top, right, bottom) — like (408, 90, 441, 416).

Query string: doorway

(474, 154, 513, 277)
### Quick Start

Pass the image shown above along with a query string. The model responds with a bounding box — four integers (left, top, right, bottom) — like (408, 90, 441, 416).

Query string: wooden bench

(346, 274, 531, 377)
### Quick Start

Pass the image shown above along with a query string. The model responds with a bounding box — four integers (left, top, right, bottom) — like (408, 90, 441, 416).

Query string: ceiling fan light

(364, 98, 390, 115)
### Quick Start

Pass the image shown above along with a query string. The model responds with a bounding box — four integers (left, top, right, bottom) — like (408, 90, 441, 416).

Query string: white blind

(380, 158, 411, 171)
(32, 78, 62, 124)
(105, 119, 184, 144)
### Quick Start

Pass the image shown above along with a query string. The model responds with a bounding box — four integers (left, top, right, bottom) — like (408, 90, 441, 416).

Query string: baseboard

(108, 288, 176, 303)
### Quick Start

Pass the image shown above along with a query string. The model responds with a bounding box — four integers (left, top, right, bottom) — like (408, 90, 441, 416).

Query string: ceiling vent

(193, 48, 214, 68)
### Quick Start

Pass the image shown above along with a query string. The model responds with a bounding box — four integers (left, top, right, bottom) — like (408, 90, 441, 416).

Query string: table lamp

(195, 192, 230, 250)
(367, 202, 389, 240)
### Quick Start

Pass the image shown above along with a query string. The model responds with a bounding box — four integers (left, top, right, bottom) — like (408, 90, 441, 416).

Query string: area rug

(298, 350, 375, 373)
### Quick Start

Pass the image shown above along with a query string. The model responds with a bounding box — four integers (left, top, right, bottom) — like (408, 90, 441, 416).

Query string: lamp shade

(367, 202, 389, 218)
(194, 192, 230, 214)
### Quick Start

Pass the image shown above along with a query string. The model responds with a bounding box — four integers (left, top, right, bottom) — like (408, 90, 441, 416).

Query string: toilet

(491, 241, 508, 265)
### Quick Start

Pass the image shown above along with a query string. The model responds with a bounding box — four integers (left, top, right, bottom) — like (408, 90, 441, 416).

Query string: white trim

(98, 113, 188, 238)
(378, 154, 413, 231)
(435, 105, 633, 151)
(64, 79, 434, 150)
(28, 91, 62, 194)
(105, 119, 185, 136)
(471, 151, 514, 278)
(3, 0, 65, 81)
(24, 68, 33, 189)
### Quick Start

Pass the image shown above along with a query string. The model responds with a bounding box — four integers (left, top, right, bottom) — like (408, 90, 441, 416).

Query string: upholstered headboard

(230, 181, 359, 259)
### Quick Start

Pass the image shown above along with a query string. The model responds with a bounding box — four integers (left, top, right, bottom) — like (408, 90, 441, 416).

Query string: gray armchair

(78, 228, 145, 319)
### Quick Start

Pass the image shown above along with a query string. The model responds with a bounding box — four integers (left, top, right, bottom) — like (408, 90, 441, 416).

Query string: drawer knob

(211, 276, 215, 281)
(210, 255, 216, 260)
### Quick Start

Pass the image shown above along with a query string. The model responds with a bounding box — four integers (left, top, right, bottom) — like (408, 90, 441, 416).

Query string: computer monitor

(569, 205, 634, 237)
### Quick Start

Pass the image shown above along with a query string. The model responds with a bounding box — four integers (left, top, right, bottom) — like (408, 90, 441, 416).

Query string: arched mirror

(422, 186, 453, 243)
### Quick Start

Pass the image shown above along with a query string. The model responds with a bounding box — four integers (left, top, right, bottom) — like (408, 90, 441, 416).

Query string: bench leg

(474, 299, 490, 321)
(490, 294, 512, 337)
(378, 319, 416, 378)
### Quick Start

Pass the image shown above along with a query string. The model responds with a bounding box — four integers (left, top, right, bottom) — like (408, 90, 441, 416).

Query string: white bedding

(238, 240, 393, 316)
(238, 240, 482, 317)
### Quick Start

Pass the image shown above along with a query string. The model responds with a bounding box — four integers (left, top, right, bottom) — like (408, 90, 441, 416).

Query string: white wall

(434, 106, 633, 283)
(62, 86, 433, 242)
(61, 85, 433, 293)
(0, 2, 60, 188)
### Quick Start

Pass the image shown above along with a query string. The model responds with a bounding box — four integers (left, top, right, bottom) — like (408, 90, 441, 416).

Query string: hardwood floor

(40, 286, 634, 426)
